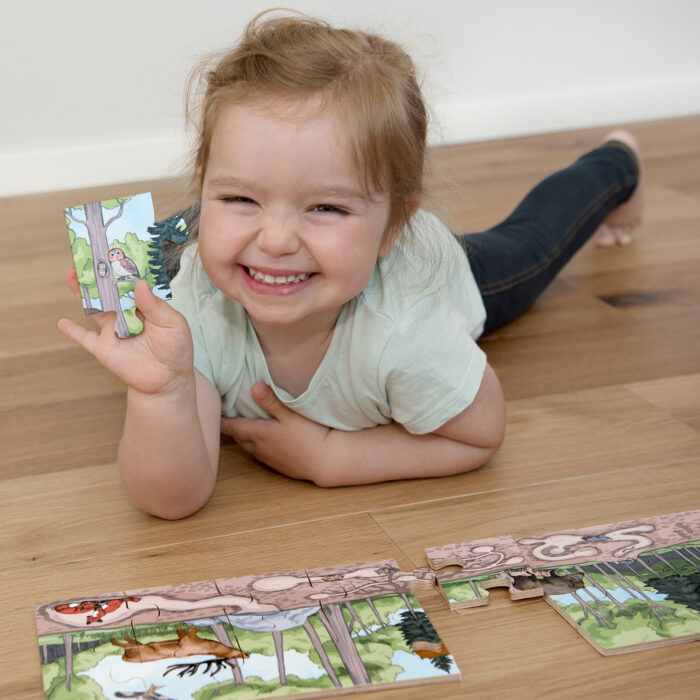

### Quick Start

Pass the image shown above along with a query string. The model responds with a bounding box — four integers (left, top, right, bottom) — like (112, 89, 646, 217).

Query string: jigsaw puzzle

(34, 560, 459, 699)
(64, 193, 188, 337)
(426, 510, 700, 655)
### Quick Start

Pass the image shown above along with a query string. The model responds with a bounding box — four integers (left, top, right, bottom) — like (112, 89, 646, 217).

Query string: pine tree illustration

(398, 610, 452, 672)
(646, 572, 700, 612)
(146, 213, 190, 296)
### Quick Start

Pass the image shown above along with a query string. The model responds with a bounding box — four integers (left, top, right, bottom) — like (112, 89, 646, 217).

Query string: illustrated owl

(108, 248, 140, 280)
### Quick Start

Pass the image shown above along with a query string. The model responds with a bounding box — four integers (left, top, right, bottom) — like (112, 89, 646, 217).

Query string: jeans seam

(478, 174, 636, 296)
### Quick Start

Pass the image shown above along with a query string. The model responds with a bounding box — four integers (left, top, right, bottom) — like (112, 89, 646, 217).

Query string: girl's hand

(58, 269, 194, 396)
(221, 383, 331, 483)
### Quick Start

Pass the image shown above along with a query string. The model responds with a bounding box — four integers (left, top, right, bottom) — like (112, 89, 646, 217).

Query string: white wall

(3, 0, 699, 196)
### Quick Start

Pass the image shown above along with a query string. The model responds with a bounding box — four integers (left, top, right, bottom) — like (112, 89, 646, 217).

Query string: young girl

(58, 12, 643, 519)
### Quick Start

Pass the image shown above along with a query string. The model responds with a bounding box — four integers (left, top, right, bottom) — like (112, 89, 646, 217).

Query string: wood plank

(627, 373, 700, 433)
(484, 309, 700, 399)
(4, 384, 699, 571)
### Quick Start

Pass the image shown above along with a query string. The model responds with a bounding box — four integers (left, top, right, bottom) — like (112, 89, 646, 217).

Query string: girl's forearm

(118, 377, 218, 519)
(316, 421, 498, 487)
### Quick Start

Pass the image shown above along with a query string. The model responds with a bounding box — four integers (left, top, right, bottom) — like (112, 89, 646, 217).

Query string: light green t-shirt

(169, 210, 487, 435)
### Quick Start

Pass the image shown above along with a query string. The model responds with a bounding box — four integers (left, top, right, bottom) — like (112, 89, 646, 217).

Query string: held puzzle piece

(65, 193, 189, 337)
(426, 510, 700, 655)
(34, 560, 460, 699)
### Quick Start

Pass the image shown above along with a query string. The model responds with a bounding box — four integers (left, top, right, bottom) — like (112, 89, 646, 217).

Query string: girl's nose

(256, 216, 300, 257)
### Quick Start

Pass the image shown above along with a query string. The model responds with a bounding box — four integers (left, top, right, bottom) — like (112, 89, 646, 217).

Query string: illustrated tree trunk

(317, 605, 371, 686)
(684, 545, 700, 564)
(273, 630, 287, 685)
(63, 634, 73, 691)
(634, 556, 662, 577)
(83, 201, 129, 337)
(317, 607, 338, 645)
(570, 591, 616, 629)
(400, 593, 417, 618)
(604, 563, 674, 624)
(345, 602, 370, 635)
(653, 551, 681, 575)
(470, 581, 483, 600)
(575, 566, 632, 616)
(211, 622, 244, 686)
(303, 619, 341, 688)
(81, 284, 93, 311)
(677, 546, 700, 567)
(366, 598, 385, 628)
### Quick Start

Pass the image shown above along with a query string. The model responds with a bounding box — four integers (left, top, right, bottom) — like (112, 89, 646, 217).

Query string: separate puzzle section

(34, 560, 459, 699)
(64, 193, 189, 337)
(426, 510, 700, 655)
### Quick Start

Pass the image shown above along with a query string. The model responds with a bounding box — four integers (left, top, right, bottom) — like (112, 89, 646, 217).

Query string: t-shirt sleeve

(378, 293, 487, 435)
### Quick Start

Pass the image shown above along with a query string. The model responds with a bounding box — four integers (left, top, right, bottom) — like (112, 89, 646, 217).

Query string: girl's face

(198, 99, 394, 336)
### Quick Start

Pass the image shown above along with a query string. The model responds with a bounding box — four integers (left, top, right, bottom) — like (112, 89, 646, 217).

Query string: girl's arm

(59, 275, 222, 518)
(118, 369, 222, 518)
(223, 364, 505, 487)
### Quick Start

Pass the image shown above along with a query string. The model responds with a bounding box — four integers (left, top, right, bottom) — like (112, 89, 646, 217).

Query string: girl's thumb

(251, 383, 283, 416)
(133, 281, 172, 323)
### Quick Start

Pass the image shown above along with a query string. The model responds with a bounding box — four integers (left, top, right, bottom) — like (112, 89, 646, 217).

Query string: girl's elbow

(132, 492, 209, 520)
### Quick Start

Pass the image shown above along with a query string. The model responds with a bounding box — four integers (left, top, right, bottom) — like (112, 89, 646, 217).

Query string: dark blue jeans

(458, 142, 639, 333)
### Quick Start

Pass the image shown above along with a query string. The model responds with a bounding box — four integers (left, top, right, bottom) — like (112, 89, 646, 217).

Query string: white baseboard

(0, 136, 187, 198)
(3, 75, 700, 197)
(430, 74, 700, 145)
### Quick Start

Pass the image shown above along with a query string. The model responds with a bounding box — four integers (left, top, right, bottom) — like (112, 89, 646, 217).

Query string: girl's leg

(459, 136, 640, 333)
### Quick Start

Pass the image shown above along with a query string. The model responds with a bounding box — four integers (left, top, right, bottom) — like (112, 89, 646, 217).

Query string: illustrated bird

(108, 247, 140, 280)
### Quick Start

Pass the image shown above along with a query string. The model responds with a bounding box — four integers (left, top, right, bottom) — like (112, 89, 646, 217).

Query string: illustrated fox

(110, 626, 248, 663)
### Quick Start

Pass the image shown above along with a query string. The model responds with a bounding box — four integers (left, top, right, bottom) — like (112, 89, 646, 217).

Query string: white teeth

(247, 266, 310, 285)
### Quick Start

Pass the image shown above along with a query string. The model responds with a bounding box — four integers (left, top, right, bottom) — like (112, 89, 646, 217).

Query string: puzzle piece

(426, 535, 544, 609)
(35, 560, 459, 699)
(64, 193, 188, 337)
(426, 510, 700, 654)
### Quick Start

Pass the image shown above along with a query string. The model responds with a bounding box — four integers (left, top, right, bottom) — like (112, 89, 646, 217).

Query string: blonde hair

(185, 9, 428, 245)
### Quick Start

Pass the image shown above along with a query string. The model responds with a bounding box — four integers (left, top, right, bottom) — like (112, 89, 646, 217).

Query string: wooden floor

(3, 115, 699, 698)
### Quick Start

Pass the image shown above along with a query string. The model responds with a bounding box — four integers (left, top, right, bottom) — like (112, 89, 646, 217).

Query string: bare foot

(593, 129, 644, 247)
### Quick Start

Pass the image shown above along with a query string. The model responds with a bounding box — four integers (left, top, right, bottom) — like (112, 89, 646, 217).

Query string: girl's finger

(221, 416, 255, 440)
(88, 309, 118, 331)
(65, 269, 81, 298)
(133, 281, 178, 327)
(250, 383, 288, 419)
(57, 317, 100, 356)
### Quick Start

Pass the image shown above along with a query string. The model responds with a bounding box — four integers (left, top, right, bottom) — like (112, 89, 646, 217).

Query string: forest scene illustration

(65, 193, 188, 337)
(37, 592, 459, 699)
(440, 541, 700, 652)
(546, 541, 700, 651)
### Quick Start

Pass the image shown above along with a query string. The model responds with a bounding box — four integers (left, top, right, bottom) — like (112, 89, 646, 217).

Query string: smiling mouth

(244, 266, 314, 286)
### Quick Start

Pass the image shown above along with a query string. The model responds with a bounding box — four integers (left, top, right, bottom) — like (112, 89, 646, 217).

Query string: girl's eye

(313, 204, 348, 215)
(223, 196, 256, 205)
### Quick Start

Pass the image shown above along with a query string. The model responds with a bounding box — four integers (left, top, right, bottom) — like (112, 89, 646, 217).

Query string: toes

(614, 226, 632, 245)
(594, 224, 617, 247)
(595, 224, 633, 247)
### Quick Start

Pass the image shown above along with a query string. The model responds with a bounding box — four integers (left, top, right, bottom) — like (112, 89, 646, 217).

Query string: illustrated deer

(111, 626, 248, 678)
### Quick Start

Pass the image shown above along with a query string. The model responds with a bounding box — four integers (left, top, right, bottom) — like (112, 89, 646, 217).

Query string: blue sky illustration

(67, 192, 155, 244)
(392, 650, 458, 681)
(551, 585, 669, 607)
